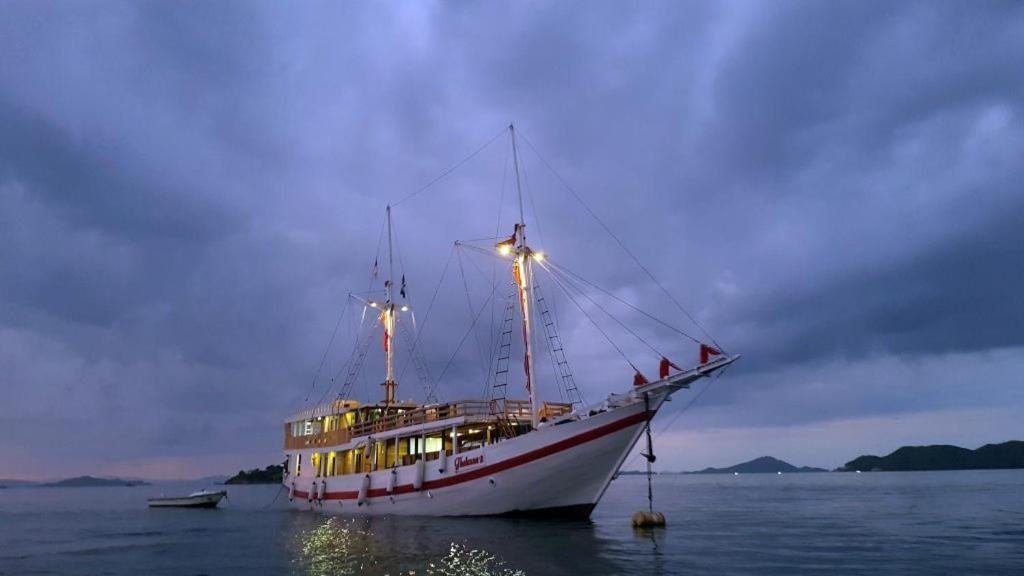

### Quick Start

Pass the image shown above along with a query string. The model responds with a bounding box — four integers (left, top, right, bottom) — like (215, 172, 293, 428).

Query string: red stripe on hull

(293, 409, 652, 501)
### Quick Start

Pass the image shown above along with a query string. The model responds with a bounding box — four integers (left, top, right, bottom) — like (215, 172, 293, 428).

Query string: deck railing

(285, 399, 577, 449)
(348, 400, 496, 438)
(284, 427, 351, 450)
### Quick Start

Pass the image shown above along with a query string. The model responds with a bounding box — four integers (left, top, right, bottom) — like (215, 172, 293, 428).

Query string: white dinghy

(147, 489, 227, 508)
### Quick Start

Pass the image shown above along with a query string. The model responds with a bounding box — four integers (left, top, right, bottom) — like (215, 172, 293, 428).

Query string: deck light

(498, 244, 512, 256)
(533, 252, 545, 262)
(401, 305, 409, 312)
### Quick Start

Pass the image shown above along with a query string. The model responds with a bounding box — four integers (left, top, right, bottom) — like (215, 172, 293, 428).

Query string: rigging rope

(623, 364, 732, 470)
(457, 248, 491, 376)
(544, 263, 665, 360)
(423, 279, 502, 402)
(319, 323, 376, 407)
(395, 245, 457, 400)
(517, 131, 725, 352)
(304, 298, 349, 404)
(491, 142, 511, 375)
(546, 259, 702, 345)
(538, 260, 641, 373)
(391, 127, 508, 207)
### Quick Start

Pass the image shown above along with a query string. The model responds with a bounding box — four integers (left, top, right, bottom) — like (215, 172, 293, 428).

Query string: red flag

(633, 371, 649, 387)
(659, 357, 681, 379)
(700, 344, 721, 364)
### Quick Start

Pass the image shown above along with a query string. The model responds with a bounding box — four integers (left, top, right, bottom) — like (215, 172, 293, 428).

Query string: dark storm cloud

(1, 0, 1022, 477)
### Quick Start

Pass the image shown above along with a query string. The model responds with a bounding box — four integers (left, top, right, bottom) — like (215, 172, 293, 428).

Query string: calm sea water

(1, 470, 1022, 575)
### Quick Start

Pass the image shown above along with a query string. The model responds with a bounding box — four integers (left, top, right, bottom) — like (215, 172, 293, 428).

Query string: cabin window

(311, 452, 322, 477)
(397, 437, 416, 466)
(340, 449, 353, 475)
(373, 441, 387, 471)
(383, 438, 396, 468)
(445, 429, 455, 455)
(456, 426, 488, 452)
(421, 433, 443, 461)
(296, 453, 302, 476)
(425, 435, 442, 454)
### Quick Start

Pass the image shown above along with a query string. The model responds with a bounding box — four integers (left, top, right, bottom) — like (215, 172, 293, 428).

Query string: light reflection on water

(296, 518, 380, 575)
(294, 517, 527, 576)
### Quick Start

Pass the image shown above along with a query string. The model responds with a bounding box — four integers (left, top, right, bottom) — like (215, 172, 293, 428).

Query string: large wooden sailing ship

(282, 126, 738, 518)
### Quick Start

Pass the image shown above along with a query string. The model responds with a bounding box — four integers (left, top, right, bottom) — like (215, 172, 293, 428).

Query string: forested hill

(839, 441, 1024, 472)
(688, 456, 827, 474)
(225, 465, 284, 484)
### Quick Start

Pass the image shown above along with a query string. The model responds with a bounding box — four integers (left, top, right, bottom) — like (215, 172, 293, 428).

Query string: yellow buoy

(631, 511, 666, 528)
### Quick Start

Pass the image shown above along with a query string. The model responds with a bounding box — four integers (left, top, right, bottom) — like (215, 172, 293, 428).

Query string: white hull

(283, 357, 736, 518)
(148, 490, 226, 508)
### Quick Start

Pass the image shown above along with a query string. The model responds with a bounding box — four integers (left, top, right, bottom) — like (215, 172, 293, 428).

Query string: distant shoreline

(836, 441, 1023, 472)
(620, 440, 1024, 475)
(0, 475, 150, 488)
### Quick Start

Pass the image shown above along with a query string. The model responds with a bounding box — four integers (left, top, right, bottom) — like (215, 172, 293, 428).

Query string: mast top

(510, 123, 526, 231)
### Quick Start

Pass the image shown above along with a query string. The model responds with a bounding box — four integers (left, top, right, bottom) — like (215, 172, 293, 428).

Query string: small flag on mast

(372, 258, 378, 278)
(699, 344, 722, 364)
(400, 275, 407, 299)
(495, 223, 519, 252)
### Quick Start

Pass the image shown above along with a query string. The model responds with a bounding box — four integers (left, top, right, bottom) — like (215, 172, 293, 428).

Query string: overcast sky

(2, 1, 1022, 479)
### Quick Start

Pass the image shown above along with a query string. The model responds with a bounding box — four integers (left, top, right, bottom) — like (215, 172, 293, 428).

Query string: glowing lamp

(498, 244, 512, 256)
(533, 252, 545, 262)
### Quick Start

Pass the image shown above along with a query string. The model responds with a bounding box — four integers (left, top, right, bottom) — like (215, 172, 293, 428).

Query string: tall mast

(509, 124, 539, 429)
(383, 205, 396, 404)
(511, 124, 526, 226)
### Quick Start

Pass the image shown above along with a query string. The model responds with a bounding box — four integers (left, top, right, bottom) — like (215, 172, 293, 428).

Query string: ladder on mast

(490, 295, 519, 438)
(534, 281, 584, 408)
(338, 330, 375, 401)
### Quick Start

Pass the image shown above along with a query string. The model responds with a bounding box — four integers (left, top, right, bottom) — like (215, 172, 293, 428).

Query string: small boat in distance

(147, 489, 227, 508)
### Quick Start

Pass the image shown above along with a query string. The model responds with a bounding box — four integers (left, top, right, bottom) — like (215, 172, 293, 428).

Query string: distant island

(225, 464, 284, 485)
(44, 476, 149, 487)
(687, 456, 827, 474)
(838, 441, 1024, 472)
